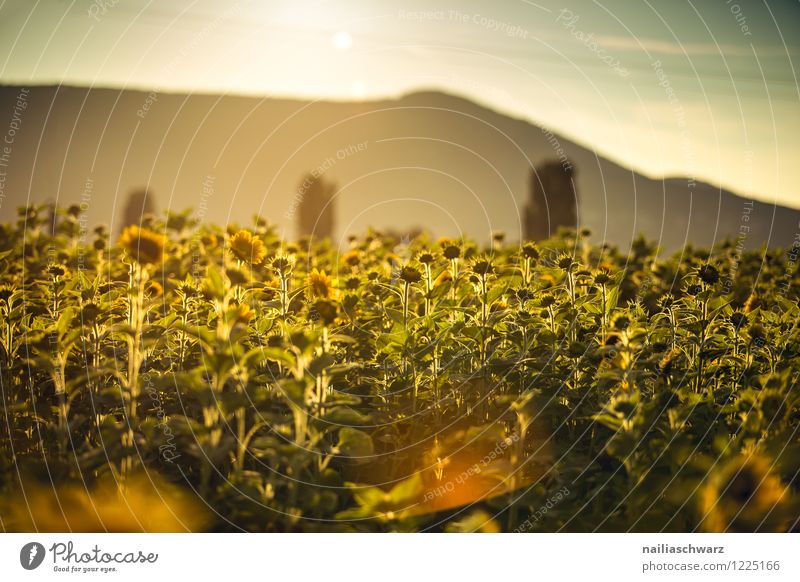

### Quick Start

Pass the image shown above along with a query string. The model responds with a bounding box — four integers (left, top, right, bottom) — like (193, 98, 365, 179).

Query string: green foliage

(1, 204, 799, 532)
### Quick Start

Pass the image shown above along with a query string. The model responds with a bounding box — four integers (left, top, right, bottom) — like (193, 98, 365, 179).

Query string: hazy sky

(1, 0, 798, 208)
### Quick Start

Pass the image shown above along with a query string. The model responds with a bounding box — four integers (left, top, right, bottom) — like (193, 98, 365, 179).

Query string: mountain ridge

(1, 83, 797, 250)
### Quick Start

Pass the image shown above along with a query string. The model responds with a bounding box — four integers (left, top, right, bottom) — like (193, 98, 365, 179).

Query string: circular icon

(20, 542, 46, 570)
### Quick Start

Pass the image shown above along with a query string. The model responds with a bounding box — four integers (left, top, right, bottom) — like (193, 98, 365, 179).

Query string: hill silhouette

(1, 84, 797, 250)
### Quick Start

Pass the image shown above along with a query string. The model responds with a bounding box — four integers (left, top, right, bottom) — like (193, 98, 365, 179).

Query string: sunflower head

(417, 251, 436, 265)
(307, 268, 335, 299)
(229, 230, 266, 265)
(226, 302, 253, 326)
(118, 226, 167, 266)
(312, 299, 338, 326)
(435, 270, 453, 286)
(521, 243, 539, 260)
(0, 286, 13, 304)
(443, 245, 461, 260)
(539, 293, 555, 308)
(226, 267, 250, 287)
(400, 266, 422, 284)
(81, 302, 101, 323)
(177, 280, 198, 298)
(698, 264, 720, 285)
(730, 311, 748, 330)
(594, 271, 611, 285)
(557, 254, 575, 271)
(201, 233, 219, 249)
(471, 259, 494, 277)
(271, 255, 295, 276)
(341, 250, 360, 267)
(686, 283, 703, 296)
(613, 314, 631, 330)
(47, 265, 67, 278)
(145, 280, 163, 298)
(699, 454, 792, 532)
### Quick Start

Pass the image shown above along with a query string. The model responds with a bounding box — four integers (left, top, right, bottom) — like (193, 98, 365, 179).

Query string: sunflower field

(1, 204, 799, 533)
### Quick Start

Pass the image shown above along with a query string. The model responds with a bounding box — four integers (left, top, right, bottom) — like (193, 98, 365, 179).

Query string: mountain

(1, 84, 797, 250)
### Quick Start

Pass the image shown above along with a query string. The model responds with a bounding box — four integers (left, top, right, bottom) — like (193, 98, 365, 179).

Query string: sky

(1, 0, 798, 208)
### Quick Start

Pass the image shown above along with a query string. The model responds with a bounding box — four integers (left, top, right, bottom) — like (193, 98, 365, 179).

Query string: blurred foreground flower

(699, 454, 795, 532)
(2, 472, 209, 532)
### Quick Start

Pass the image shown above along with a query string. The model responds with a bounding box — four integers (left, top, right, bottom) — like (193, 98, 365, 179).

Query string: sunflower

(145, 280, 163, 298)
(226, 302, 253, 326)
(201, 232, 218, 249)
(229, 230, 266, 265)
(400, 266, 422, 284)
(435, 270, 453, 286)
(118, 225, 167, 265)
(0, 285, 14, 304)
(341, 250, 360, 267)
(271, 255, 295, 276)
(345, 276, 361, 291)
(471, 259, 494, 277)
(81, 302, 101, 323)
(1, 473, 208, 532)
(312, 299, 338, 325)
(698, 264, 720, 285)
(443, 245, 461, 260)
(417, 251, 436, 265)
(307, 268, 336, 299)
(521, 243, 539, 260)
(699, 454, 793, 532)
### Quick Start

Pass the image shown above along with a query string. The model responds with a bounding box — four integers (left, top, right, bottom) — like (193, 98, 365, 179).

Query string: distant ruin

(120, 188, 156, 231)
(297, 174, 336, 239)
(523, 160, 578, 241)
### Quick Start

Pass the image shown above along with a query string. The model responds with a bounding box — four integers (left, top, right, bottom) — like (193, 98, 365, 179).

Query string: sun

(331, 31, 353, 51)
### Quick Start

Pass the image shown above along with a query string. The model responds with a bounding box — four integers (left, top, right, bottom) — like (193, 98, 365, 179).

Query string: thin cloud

(594, 34, 792, 57)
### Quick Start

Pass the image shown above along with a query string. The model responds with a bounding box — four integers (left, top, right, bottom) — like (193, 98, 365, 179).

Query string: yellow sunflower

(307, 268, 336, 299)
(435, 270, 453, 286)
(699, 454, 793, 532)
(229, 229, 267, 265)
(118, 225, 167, 265)
(145, 280, 164, 298)
(341, 250, 360, 267)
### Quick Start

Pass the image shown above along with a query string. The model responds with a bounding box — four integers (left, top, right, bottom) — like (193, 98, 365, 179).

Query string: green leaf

(337, 427, 374, 457)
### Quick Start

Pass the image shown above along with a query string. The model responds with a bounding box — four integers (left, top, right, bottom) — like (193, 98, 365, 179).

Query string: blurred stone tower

(523, 160, 578, 241)
(297, 174, 336, 239)
(120, 187, 156, 231)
